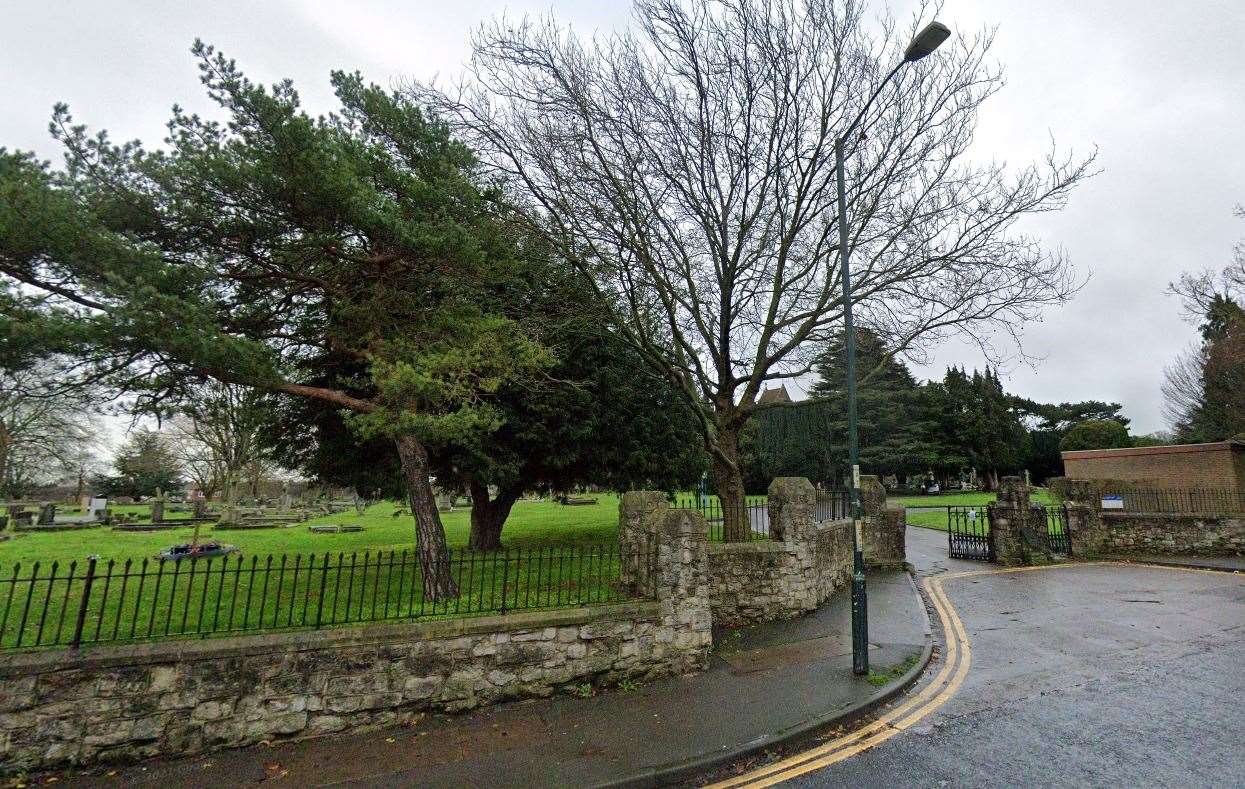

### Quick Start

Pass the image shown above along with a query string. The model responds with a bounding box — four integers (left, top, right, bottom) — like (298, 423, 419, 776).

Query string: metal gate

(947, 506, 993, 561)
(1044, 505, 1071, 556)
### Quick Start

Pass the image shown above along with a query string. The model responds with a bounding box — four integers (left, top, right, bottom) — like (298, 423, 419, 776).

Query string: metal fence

(0, 542, 657, 652)
(1043, 505, 1071, 554)
(947, 506, 992, 561)
(673, 489, 850, 541)
(815, 489, 851, 523)
(944, 505, 1072, 560)
(675, 495, 768, 541)
(1099, 488, 1245, 515)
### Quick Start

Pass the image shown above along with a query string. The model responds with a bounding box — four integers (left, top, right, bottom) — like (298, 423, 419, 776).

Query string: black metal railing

(674, 495, 769, 541)
(815, 489, 851, 523)
(0, 543, 657, 652)
(947, 506, 992, 561)
(1099, 488, 1245, 515)
(1043, 505, 1071, 555)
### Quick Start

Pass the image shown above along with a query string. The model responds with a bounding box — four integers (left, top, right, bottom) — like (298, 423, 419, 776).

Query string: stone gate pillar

(618, 491, 669, 595)
(655, 508, 712, 668)
(858, 475, 906, 568)
(768, 477, 817, 544)
(987, 477, 1050, 566)
(617, 493, 711, 669)
(1062, 480, 1107, 556)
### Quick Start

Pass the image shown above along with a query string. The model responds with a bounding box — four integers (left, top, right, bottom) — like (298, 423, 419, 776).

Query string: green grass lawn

(891, 490, 1053, 509)
(898, 490, 1054, 532)
(0, 497, 621, 566)
(0, 497, 629, 650)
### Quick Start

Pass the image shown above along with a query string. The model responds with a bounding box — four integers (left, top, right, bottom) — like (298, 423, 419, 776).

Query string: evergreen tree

(1060, 420, 1131, 452)
(96, 429, 182, 498)
(267, 269, 706, 550)
(928, 367, 1025, 489)
(1013, 398, 1129, 480)
(1168, 294, 1245, 442)
(0, 44, 552, 598)
(807, 328, 935, 485)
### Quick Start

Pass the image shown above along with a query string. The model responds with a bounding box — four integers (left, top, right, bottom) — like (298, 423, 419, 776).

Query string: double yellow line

(706, 560, 1238, 787)
(705, 573, 973, 788)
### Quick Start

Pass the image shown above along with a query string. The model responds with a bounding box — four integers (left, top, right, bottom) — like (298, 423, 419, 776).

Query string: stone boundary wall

(695, 477, 903, 628)
(1, 509, 712, 775)
(1061, 479, 1245, 557)
(1096, 512, 1244, 556)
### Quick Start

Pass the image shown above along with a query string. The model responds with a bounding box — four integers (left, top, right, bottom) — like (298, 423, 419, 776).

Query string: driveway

(714, 527, 1245, 788)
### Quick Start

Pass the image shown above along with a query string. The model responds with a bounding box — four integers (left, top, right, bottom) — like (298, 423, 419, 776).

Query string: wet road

(789, 529, 1245, 788)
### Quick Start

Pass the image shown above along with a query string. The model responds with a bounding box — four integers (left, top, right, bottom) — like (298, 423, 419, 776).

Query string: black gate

(947, 506, 993, 561)
(1044, 505, 1071, 556)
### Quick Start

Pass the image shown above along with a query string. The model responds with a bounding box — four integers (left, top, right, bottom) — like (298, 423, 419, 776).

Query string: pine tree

(0, 44, 552, 598)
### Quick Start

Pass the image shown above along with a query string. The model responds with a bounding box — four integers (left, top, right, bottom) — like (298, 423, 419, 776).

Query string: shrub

(1059, 420, 1131, 452)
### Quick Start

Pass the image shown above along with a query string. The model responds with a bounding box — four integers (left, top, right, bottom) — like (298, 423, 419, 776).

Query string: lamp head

(903, 21, 951, 62)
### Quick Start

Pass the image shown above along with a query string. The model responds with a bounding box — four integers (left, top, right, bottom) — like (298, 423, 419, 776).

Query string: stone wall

(1061, 481, 1245, 557)
(987, 477, 1051, 566)
(703, 477, 899, 628)
(1099, 513, 1245, 556)
(862, 507, 907, 568)
(1, 509, 712, 775)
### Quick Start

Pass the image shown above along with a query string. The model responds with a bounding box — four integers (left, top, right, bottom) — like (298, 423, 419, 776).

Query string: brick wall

(1061, 442, 1245, 492)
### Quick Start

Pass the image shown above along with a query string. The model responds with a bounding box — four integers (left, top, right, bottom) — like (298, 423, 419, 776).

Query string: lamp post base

(851, 563, 869, 675)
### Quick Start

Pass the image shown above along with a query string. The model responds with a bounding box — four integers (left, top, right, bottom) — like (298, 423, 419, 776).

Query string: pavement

(36, 526, 1245, 787)
(48, 568, 929, 788)
(768, 526, 1245, 788)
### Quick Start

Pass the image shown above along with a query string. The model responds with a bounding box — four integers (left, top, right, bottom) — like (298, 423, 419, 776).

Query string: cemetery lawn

(0, 497, 636, 650)
(0, 496, 621, 565)
(897, 489, 1054, 532)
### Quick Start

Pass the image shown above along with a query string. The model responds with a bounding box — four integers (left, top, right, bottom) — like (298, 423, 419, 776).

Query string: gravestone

(37, 503, 56, 525)
(88, 497, 108, 521)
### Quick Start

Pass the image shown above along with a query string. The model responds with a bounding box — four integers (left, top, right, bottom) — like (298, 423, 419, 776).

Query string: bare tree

(170, 383, 270, 506)
(0, 363, 100, 498)
(416, 0, 1095, 537)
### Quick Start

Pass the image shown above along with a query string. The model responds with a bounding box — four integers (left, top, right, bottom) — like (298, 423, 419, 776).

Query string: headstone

(150, 497, 165, 523)
(88, 497, 108, 521)
(37, 503, 56, 525)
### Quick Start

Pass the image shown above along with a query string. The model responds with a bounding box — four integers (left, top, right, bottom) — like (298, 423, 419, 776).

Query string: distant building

(1061, 440, 1245, 492)
(757, 385, 793, 405)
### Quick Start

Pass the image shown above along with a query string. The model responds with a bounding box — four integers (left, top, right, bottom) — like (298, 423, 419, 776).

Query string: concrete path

(47, 569, 928, 788)
(715, 526, 1245, 788)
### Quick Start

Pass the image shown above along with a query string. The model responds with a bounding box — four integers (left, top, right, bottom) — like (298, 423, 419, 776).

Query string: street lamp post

(838, 21, 950, 676)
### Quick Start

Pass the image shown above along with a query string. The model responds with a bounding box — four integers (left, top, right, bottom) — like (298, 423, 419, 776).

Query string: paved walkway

(1116, 553, 1245, 572)
(722, 526, 1245, 788)
(51, 569, 928, 788)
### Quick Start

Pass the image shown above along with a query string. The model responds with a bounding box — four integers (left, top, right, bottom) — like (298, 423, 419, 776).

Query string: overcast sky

(4, 0, 1244, 437)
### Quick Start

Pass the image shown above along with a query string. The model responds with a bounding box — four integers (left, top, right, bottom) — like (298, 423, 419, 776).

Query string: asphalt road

(788, 529, 1245, 789)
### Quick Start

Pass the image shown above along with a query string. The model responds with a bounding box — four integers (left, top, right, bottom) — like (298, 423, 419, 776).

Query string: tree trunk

(709, 422, 750, 542)
(467, 480, 522, 551)
(393, 434, 458, 600)
(982, 469, 999, 492)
